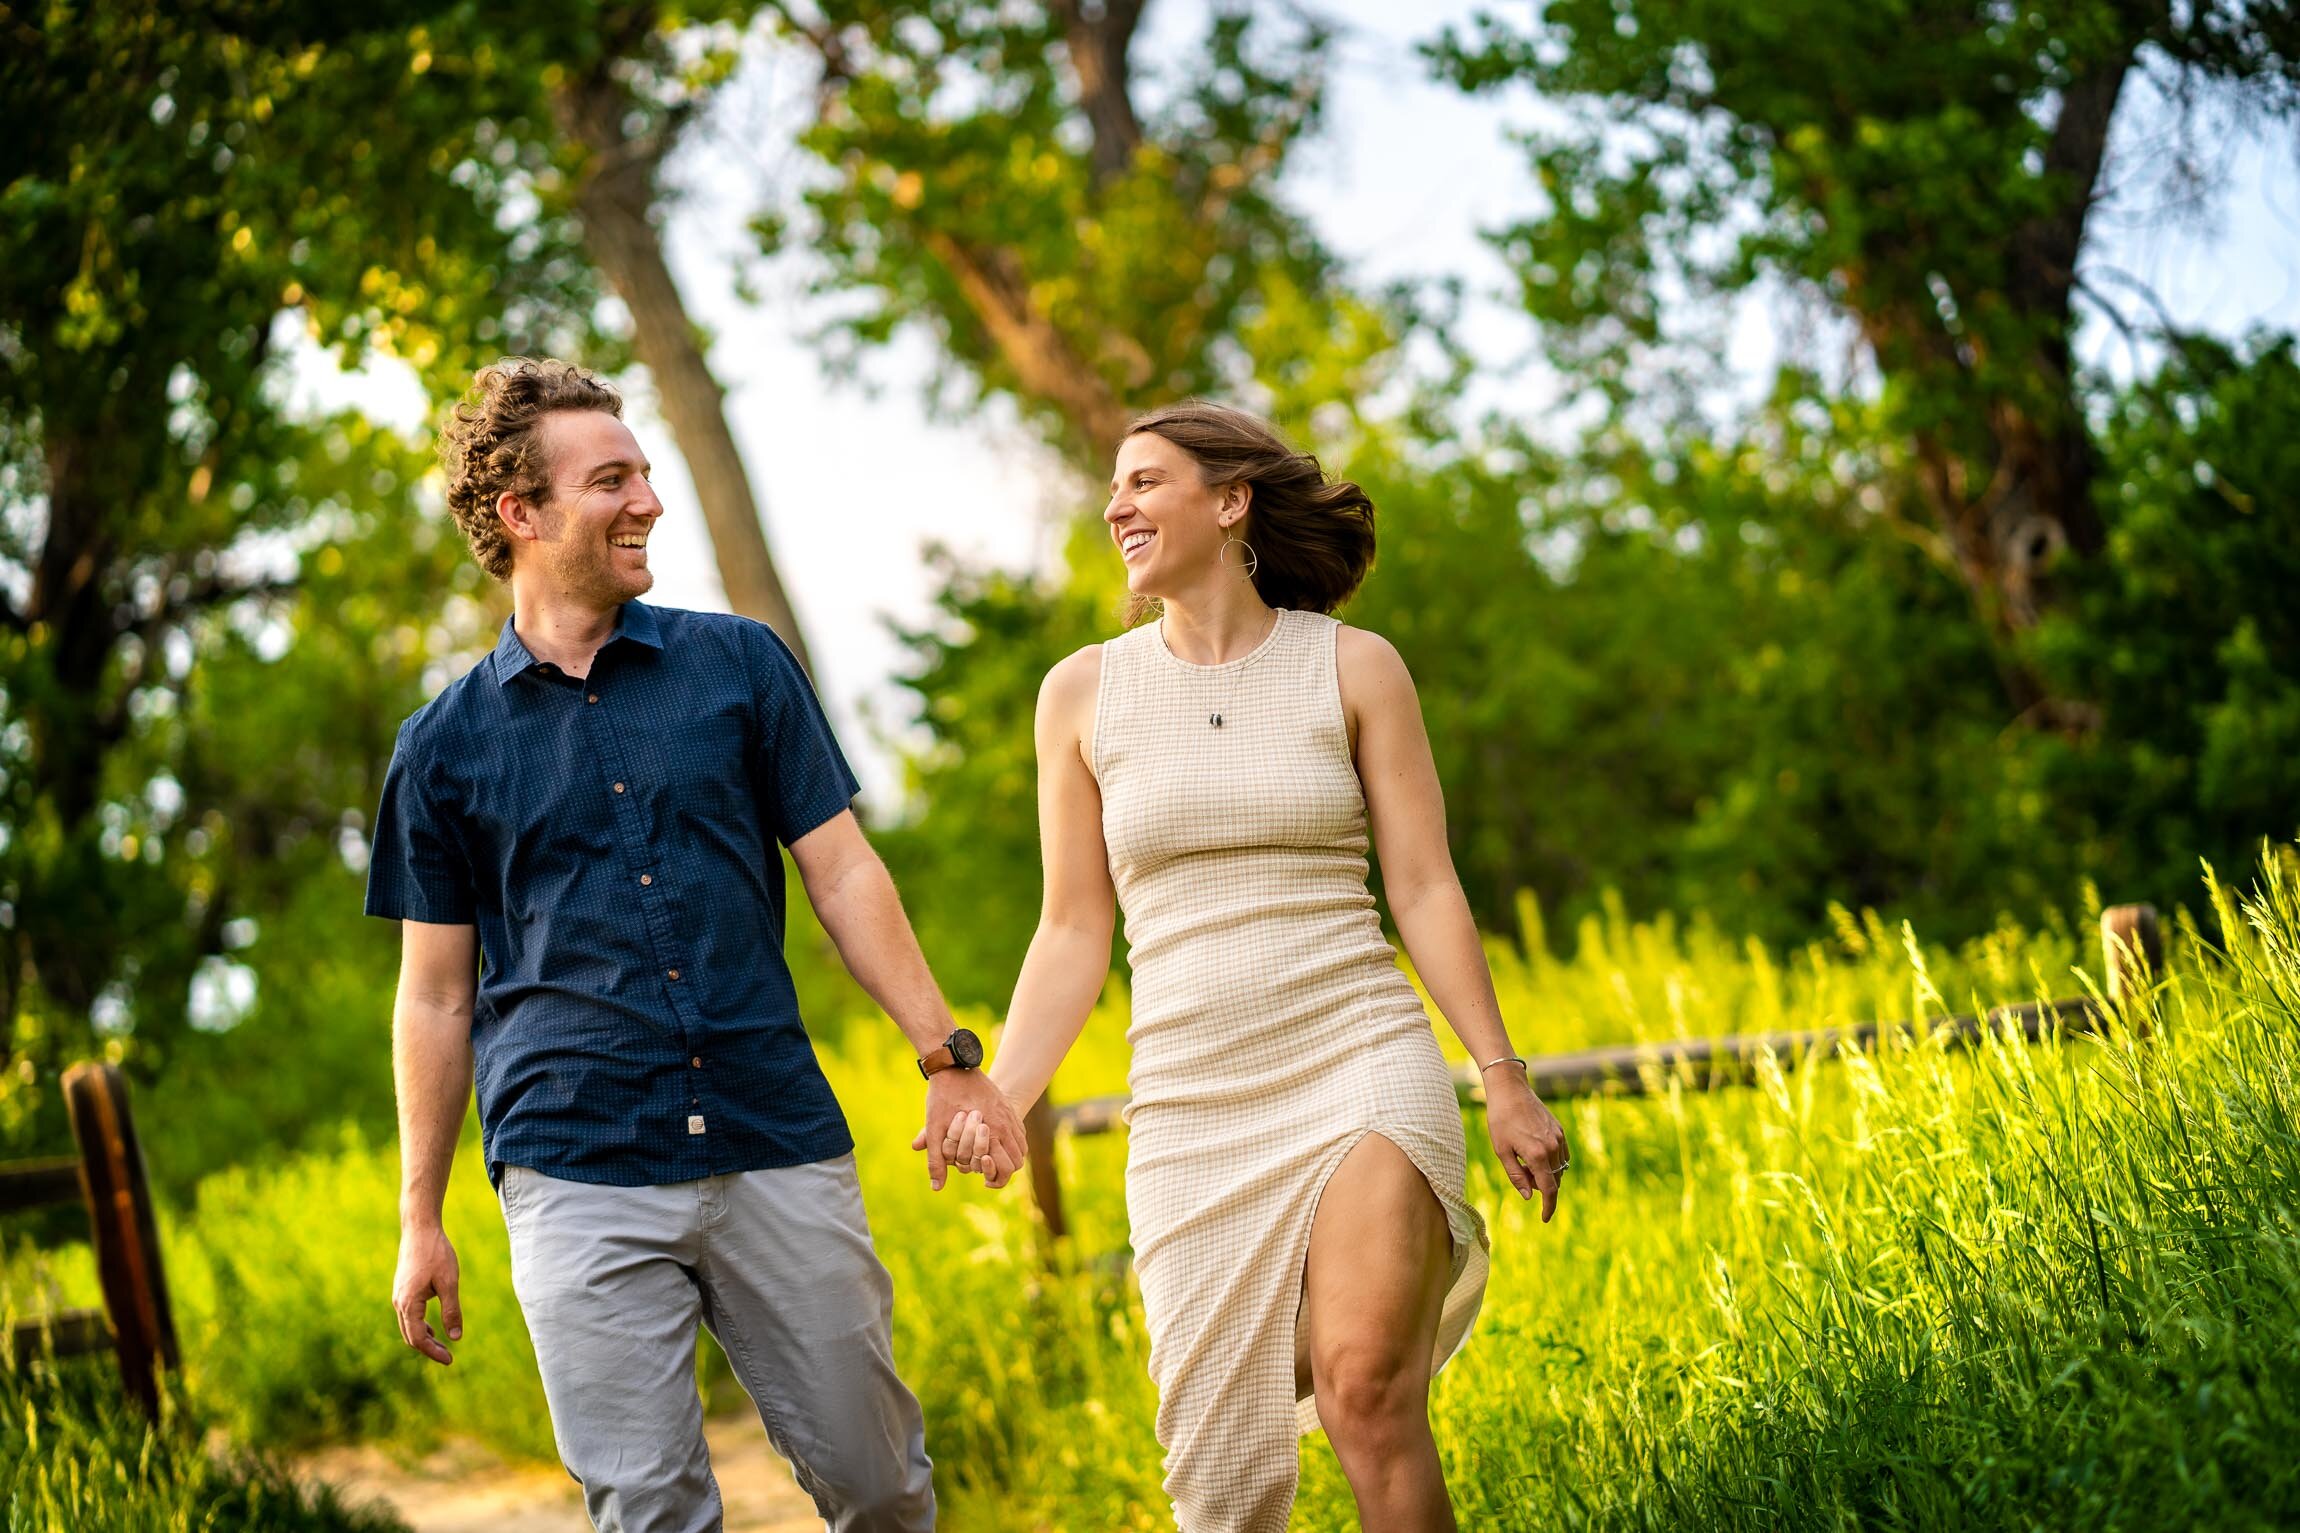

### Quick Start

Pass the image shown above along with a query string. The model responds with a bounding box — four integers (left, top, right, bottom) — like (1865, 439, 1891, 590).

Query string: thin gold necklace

(1167, 608, 1280, 728)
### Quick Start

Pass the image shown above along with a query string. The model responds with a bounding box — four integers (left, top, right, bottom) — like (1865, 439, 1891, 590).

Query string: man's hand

(913, 1070, 1028, 1191)
(393, 1223, 463, 1365)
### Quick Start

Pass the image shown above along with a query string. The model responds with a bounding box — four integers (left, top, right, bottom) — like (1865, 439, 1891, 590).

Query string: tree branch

(924, 229, 1135, 460)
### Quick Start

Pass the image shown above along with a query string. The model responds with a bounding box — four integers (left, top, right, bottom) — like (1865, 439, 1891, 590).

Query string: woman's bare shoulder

(1042, 642, 1103, 698)
(1333, 622, 1413, 691)
(1038, 643, 1105, 740)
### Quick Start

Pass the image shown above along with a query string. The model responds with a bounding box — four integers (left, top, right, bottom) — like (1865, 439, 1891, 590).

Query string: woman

(948, 401, 1570, 1532)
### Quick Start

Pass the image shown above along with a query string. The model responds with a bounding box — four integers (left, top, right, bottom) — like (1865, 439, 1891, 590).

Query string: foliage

(881, 370, 2077, 986)
(763, 0, 1380, 463)
(0, 2, 602, 1153)
(1428, 0, 2300, 657)
(2028, 334, 2300, 911)
(0, 1355, 398, 1531)
(875, 537, 1111, 1008)
(752, 1, 2291, 1000)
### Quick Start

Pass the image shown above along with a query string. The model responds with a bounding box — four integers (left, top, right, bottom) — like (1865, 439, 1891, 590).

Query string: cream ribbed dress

(1092, 608, 1490, 1533)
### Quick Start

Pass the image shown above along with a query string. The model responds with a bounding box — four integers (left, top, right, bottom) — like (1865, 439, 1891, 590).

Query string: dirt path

(298, 1413, 824, 1532)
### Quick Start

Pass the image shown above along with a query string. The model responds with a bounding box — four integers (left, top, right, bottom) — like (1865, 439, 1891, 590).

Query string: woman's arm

(1340, 626, 1570, 1220)
(985, 645, 1120, 1115)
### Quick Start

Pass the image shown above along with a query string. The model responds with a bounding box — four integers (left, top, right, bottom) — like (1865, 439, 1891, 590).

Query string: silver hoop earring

(1218, 536, 1259, 579)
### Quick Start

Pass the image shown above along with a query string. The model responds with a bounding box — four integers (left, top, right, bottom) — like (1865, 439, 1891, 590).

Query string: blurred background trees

(0, 0, 604, 1165)
(816, 0, 2300, 1001)
(1, 0, 2294, 1176)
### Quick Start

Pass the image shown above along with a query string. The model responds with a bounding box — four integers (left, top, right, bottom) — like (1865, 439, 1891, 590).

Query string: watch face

(949, 1028, 984, 1069)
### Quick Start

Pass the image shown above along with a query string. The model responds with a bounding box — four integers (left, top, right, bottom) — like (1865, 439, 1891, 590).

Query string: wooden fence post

(1024, 1097, 1066, 1241)
(62, 1063, 179, 1416)
(2101, 903, 2164, 1016)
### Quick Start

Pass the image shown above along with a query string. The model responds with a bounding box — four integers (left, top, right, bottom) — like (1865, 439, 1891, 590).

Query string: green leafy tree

(1429, 1, 2300, 705)
(0, 1, 598, 1147)
(2030, 334, 2300, 913)
(764, 0, 1372, 466)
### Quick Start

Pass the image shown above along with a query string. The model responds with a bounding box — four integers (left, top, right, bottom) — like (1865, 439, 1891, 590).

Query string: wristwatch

(917, 1027, 984, 1079)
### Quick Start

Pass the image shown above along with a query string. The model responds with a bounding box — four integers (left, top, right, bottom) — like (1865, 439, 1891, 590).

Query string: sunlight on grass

(8, 860, 2299, 1530)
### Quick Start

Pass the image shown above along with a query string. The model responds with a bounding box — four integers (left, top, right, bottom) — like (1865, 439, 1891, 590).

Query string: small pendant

(1209, 712, 1223, 727)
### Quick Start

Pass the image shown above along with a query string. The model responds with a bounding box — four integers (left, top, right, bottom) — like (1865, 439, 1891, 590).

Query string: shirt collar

(491, 601, 665, 686)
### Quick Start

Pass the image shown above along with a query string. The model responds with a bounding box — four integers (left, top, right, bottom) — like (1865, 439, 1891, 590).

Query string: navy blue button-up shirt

(364, 602, 860, 1187)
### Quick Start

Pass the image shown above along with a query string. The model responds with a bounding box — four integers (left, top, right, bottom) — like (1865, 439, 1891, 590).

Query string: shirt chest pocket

(621, 699, 761, 846)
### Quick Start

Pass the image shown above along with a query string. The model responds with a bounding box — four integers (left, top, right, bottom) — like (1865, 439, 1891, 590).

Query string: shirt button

(640, 874, 653, 887)
(587, 693, 600, 704)
(613, 782, 626, 794)
(691, 1056, 702, 1068)
(667, 968, 681, 980)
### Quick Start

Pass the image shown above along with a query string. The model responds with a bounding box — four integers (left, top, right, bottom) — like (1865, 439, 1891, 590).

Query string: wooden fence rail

(0, 1062, 179, 1414)
(1021, 903, 2162, 1240)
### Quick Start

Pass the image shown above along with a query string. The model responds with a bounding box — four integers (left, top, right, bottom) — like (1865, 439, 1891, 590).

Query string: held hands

(911, 1069, 1029, 1191)
(392, 1222, 463, 1365)
(1483, 1062, 1572, 1223)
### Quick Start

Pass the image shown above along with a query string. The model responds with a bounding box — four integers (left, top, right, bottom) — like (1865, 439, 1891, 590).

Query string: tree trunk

(28, 431, 116, 833)
(1839, 49, 2131, 730)
(1051, 0, 1145, 186)
(24, 429, 122, 1017)
(1967, 50, 2127, 633)
(555, 73, 815, 674)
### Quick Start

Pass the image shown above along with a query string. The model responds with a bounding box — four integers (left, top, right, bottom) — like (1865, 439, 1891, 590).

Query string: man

(368, 356, 1027, 1531)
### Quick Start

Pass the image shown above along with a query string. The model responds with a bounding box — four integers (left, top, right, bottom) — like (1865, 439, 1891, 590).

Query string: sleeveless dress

(1090, 608, 1490, 1533)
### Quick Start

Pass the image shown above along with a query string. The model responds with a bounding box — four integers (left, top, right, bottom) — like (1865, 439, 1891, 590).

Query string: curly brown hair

(1123, 400, 1376, 616)
(437, 357, 624, 580)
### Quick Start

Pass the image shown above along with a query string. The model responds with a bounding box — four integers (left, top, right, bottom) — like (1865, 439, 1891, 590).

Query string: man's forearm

(809, 853, 955, 1057)
(394, 997, 474, 1228)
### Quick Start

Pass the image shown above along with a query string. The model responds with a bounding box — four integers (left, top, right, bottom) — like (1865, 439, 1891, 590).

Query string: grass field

(7, 856, 2299, 1530)
(0, 1355, 400, 1532)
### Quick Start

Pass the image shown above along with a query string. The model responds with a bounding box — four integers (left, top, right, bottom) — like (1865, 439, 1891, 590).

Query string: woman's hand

(1484, 1064, 1570, 1223)
(911, 1071, 1027, 1190)
(943, 1091, 1034, 1191)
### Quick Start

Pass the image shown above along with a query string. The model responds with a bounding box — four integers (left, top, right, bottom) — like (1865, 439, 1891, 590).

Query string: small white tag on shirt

(687, 1114, 706, 1135)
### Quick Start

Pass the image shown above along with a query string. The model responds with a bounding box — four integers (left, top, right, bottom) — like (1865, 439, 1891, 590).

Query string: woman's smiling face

(1103, 430, 1244, 599)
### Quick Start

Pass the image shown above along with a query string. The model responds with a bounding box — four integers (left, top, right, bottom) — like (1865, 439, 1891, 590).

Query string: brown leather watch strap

(917, 1045, 957, 1078)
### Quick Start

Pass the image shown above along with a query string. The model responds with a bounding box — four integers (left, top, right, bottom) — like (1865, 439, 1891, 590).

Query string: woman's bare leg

(1303, 1132, 1458, 1532)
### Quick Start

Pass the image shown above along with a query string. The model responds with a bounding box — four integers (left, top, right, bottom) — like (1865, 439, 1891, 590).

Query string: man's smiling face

(516, 410, 663, 604)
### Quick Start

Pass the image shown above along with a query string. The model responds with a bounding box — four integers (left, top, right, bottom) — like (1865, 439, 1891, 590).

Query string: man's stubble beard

(536, 506, 654, 605)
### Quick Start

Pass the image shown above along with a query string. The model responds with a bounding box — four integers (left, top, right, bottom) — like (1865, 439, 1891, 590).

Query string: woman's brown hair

(437, 357, 624, 580)
(1123, 400, 1375, 616)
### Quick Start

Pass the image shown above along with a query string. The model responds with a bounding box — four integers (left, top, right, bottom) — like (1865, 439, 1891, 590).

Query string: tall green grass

(7, 859, 2297, 1530)
(0, 1356, 400, 1531)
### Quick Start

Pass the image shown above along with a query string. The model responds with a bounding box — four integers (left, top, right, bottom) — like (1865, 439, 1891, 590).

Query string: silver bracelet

(1478, 1054, 1529, 1075)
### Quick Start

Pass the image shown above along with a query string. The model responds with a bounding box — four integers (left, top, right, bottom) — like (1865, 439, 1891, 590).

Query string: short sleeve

(365, 718, 479, 923)
(747, 622, 861, 846)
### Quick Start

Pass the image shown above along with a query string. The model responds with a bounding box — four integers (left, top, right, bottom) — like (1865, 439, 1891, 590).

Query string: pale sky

(287, 1, 2300, 807)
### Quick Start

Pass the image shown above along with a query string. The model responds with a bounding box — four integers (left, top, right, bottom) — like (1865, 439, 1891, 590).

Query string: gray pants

(498, 1156, 935, 1533)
